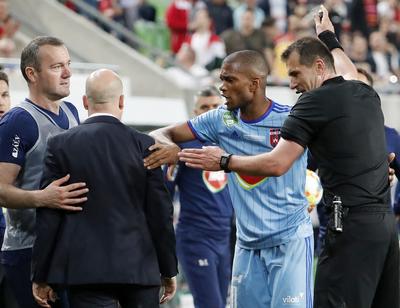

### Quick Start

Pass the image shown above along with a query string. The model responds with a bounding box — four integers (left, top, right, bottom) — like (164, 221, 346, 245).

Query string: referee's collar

(322, 76, 344, 86)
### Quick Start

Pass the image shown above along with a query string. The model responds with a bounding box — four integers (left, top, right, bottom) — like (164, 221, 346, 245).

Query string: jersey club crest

(269, 128, 280, 148)
(202, 170, 228, 193)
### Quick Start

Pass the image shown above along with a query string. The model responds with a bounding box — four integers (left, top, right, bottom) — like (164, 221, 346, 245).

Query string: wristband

(220, 152, 232, 173)
(318, 30, 343, 51)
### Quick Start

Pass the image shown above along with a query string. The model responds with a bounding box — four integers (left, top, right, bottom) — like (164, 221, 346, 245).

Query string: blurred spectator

(259, 0, 289, 35)
(137, 0, 156, 22)
(119, 0, 140, 28)
(368, 30, 399, 80)
(206, 0, 233, 35)
(0, 0, 19, 58)
(261, 17, 278, 45)
(98, 0, 124, 23)
(233, 0, 265, 30)
(166, 0, 191, 54)
(166, 43, 212, 89)
(184, 8, 226, 70)
(221, 8, 273, 72)
(349, 33, 374, 73)
(350, 0, 378, 38)
(270, 14, 311, 82)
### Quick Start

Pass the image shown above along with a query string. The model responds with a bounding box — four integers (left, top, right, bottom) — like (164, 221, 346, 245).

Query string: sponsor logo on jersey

(11, 135, 20, 158)
(269, 128, 280, 147)
(282, 292, 304, 305)
(235, 173, 268, 190)
(198, 259, 209, 266)
(202, 170, 228, 193)
(223, 111, 238, 127)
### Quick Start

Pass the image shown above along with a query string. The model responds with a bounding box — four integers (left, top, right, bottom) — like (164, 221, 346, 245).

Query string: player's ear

(250, 77, 261, 92)
(83, 95, 89, 110)
(25, 66, 37, 83)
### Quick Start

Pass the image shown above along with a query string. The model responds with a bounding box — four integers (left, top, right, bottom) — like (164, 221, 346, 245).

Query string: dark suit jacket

(32, 116, 177, 286)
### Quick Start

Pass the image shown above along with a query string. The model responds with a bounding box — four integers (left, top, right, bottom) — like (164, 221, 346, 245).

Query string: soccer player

(165, 86, 233, 308)
(144, 51, 314, 308)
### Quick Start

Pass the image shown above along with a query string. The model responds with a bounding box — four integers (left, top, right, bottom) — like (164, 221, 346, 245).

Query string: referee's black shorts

(314, 206, 399, 308)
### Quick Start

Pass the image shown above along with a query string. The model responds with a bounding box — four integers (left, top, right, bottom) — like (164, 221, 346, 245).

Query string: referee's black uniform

(281, 76, 399, 308)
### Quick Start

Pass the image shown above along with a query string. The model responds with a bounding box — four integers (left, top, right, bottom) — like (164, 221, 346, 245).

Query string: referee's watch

(220, 152, 232, 173)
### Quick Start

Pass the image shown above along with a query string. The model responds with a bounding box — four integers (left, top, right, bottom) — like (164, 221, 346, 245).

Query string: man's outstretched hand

(144, 143, 180, 169)
(178, 146, 224, 171)
(35, 174, 88, 211)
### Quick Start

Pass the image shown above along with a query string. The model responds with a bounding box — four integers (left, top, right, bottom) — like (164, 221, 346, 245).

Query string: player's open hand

(144, 143, 180, 169)
(35, 174, 88, 211)
(178, 146, 224, 171)
(160, 276, 177, 304)
(32, 282, 57, 308)
(314, 5, 334, 36)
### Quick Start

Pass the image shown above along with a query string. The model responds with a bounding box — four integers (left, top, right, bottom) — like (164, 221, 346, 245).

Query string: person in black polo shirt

(178, 6, 399, 308)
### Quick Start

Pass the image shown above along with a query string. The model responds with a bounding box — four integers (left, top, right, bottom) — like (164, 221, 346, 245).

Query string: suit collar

(83, 115, 122, 125)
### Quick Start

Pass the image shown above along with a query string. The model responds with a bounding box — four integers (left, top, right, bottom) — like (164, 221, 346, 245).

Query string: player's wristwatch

(220, 152, 232, 173)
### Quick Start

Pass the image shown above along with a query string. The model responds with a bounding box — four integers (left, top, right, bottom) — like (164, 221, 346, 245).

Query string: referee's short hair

(281, 37, 335, 71)
(20, 36, 65, 82)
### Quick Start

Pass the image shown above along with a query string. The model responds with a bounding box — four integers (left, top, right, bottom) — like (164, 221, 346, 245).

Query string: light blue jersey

(188, 101, 313, 249)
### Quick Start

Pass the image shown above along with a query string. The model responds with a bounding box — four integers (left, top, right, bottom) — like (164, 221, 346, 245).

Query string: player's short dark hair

(0, 71, 9, 85)
(197, 85, 220, 98)
(281, 37, 335, 71)
(224, 50, 269, 76)
(357, 67, 374, 87)
(20, 36, 65, 82)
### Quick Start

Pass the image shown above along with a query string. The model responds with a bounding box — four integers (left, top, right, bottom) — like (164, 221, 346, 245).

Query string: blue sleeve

(188, 108, 221, 144)
(0, 107, 38, 166)
(64, 101, 80, 124)
(385, 127, 400, 158)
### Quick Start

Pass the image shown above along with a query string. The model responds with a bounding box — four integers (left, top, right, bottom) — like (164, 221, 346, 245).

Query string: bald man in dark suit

(31, 69, 177, 308)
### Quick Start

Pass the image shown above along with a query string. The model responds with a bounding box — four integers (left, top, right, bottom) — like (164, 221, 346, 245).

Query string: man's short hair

(281, 37, 335, 71)
(0, 71, 9, 85)
(196, 85, 220, 98)
(224, 50, 269, 76)
(20, 36, 65, 82)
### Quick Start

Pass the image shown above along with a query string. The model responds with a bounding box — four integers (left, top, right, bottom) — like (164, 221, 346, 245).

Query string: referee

(178, 7, 399, 308)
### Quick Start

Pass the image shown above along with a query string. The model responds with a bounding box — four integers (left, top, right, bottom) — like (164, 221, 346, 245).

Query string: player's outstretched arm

(0, 162, 86, 210)
(315, 5, 358, 80)
(144, 122, 195, 169)
(179, 138, 305, 176)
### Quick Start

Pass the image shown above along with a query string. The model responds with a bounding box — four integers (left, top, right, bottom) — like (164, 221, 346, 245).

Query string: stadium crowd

(59, 0, 400, 88)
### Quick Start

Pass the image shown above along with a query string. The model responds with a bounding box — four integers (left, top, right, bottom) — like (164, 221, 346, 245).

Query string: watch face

(220, 153, 231, 170)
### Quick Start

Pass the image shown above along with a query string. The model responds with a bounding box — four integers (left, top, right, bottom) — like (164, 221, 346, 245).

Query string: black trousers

(68, 284, 160, 308)
(314, 209, 399, 308)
